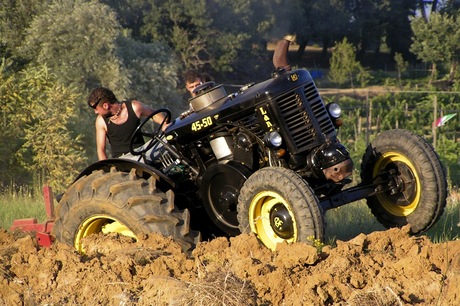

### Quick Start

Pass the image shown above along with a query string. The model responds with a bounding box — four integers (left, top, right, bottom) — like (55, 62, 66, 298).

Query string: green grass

(1, 189, 459, 246)
(425, 201, 460, 243)
(325, 200, 386, 244)
(0, 190, 48, 230)
(326, 199, 460, 245)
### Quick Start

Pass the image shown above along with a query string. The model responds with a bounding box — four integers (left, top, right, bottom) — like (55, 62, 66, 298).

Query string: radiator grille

(276, 82, 336, 153)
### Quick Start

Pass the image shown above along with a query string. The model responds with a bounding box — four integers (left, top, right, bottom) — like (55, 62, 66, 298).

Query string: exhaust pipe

(272, 35, 296, 71)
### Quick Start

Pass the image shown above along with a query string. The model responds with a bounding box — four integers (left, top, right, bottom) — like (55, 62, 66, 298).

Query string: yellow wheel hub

(249, 191, 297, 251)
(373, 151, 421, 216)
(75, 215, 137, 253)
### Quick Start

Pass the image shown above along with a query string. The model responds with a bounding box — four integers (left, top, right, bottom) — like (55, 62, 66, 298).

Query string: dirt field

(0, 225, 459, 306)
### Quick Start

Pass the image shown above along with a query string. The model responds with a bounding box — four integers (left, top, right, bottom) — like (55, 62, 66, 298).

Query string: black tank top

(104, 100, 144, 158)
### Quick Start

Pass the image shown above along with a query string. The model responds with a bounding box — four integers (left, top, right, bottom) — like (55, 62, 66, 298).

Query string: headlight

(265, 131, 283, 148)
(326, 103, 342, 118)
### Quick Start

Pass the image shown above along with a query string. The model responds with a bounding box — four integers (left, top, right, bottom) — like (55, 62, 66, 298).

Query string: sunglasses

(88, 97, 103, 109)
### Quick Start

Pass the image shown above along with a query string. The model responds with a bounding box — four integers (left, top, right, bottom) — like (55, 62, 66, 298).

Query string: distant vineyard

(319, 88, 460, 185)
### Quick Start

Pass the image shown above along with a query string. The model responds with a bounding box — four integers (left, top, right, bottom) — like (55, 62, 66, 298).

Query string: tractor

(12, 66, 447, 253)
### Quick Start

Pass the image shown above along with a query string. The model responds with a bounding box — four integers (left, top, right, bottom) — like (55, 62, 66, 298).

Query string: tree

(384, 0, 418, 59)
(328, 38, 370, 88)
(100, 0, 148, 41)
(0, 65, 87, 192)
(291, 0, 351, 61)
(139, 0, 282, 80)
(21, 0, 125, 92)
(344, 0, 417, 60)
(344, 0, 382, 58)
(329, 38, 353, 86)
(0, 68, 29, 186)
(285, 0, 416, 66)
(439, 0, 460, 14)
(445, 13, 460, 81)
(410, 12, 460, 83)
(394, 52, 409, 86)
(19, 0, 180, 107)
(116, 35, 183, 112)
(0, 0, 50, 70)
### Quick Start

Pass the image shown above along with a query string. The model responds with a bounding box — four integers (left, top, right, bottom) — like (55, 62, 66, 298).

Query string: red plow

(10, 186, 56, 247)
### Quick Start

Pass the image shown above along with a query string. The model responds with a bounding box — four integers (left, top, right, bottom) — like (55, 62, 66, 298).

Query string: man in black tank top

(87, 87, 167, 160)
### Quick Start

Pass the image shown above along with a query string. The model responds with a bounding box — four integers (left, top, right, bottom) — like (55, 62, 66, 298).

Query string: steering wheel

(129, 108, 172, 156)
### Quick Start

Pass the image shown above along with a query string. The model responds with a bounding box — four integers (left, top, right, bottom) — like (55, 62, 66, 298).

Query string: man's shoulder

(130, 100, 150, 116)
(95, 115, 108, 129)
(130, 99, 143, 107)
(127, 99, 142, 110)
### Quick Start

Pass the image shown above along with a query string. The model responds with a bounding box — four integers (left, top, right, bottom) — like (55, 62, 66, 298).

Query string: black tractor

(52, 67, 448, 252)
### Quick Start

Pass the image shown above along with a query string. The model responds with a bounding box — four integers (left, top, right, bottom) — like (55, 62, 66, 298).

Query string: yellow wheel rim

(249, 191, 297, 251)
(75, 215, 137, 253)
(373, 151, 421, 216)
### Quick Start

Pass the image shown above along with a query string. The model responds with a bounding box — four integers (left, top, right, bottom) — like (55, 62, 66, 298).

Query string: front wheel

(237, 167, 324, 251)
(361, 129, 447, 233)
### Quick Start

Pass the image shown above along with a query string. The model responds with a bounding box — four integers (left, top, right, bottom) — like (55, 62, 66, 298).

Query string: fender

(74, 158, 175, 190)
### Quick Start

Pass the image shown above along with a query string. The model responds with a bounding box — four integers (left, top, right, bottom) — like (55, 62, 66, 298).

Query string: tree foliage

(410, 12, 460, 83)
(382, 0, 417, 59)
(115, 35, 182, 111)
(328, 38, 370, 88)
(394, 52, 409, 85)
(14, 0, 180, 108)
(0, 0, 50, 64)
(289, 0, 351, 59)
(292, 0, 417, 61)
(0, 65, 87, 192)
(138, 0, 283, 80)
(20, 0, 123, 92)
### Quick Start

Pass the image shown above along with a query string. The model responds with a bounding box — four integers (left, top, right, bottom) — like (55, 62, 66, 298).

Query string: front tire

(52, 167, 200, 253)
(361, 129, 447, 233)
(237, 167, 324, 251)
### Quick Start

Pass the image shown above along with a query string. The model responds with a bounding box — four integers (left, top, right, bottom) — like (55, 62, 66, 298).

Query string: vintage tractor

(12, 67, 448, 253)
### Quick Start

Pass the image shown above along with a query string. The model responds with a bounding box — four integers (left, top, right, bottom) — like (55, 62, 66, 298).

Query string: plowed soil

(0, 225, 459, 305)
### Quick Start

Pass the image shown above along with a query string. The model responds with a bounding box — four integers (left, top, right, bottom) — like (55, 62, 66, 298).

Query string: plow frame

(10, 185, 55, 247)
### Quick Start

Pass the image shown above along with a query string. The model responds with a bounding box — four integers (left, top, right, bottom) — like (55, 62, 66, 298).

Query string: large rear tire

(52, 167, 200, 253)
(237, 167, 324, 251)
(361, 129, 447, 233)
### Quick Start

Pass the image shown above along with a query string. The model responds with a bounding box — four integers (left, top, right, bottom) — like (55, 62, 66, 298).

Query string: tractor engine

(165, 68, 353, 188)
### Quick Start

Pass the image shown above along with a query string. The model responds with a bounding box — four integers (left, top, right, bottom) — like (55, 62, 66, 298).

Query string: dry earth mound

(0, 226, 459, 305)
